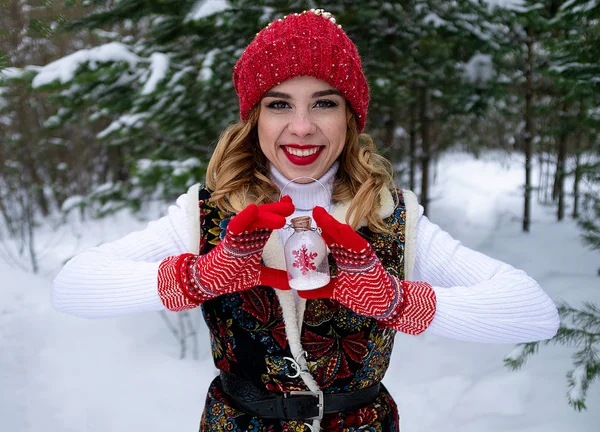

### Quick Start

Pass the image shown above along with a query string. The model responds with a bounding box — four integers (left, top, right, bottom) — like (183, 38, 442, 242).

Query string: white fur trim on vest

(186, 183, 201, 255)
(329, 186, 395, 227)
(402, 189, 418, 281)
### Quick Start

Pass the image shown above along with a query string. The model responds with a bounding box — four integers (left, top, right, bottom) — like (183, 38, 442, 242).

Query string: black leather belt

(220, 371, 380, 421)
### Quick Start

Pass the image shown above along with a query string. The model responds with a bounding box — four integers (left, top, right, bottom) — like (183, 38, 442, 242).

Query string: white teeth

(285, 147, 320, 157)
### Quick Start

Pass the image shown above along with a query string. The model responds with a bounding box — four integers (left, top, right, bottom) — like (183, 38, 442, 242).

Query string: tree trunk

(555, 100, 569, 221)
(107, 144, 128, 182)
(26, 200, 38, 274)
(523, 27, 534, 233)
(537, 149, 544, 202)
(544, 138, 552, 204)
(572, 99, 584, 219)
(572, 150, 581, 218)
(16, 89, 50, 216)
(419, 87, 430, 216)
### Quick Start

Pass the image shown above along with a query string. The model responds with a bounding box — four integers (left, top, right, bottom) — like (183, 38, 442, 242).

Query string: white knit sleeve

(412, 206, 560, 343)
(51, 193, 192, 318)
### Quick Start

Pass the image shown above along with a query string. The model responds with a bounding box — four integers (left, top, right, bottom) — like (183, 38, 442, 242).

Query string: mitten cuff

(329, 244, 377, 274)
(157, 254, 202, 312)
(223, 228, 271, 257)
(383, 280, 437, 335)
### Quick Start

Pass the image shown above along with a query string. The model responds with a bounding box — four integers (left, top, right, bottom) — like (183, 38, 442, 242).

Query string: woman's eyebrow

(262, 89, 343, 99)
(263, 91, 291, 99)
(312, 89, 342, 98)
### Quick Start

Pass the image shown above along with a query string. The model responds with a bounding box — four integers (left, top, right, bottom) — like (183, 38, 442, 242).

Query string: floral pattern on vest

(197, 187, 405, 432)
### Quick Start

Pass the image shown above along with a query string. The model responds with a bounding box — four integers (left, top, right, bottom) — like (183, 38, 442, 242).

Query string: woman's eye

(314, 99, 338, 108)
(266, 100, 290, 109)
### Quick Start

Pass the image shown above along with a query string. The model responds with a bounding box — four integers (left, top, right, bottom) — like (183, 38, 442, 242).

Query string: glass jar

(284, 216, 330, 290)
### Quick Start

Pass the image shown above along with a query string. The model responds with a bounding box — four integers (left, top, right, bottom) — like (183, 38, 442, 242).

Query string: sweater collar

(269, 162, 338, 211)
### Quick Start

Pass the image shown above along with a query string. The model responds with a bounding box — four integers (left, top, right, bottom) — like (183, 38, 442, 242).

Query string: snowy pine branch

(505, 301, 600, 410)
(504, 341, 540, 370)
(567, 342, 599, 411)
(558, 301, 600, 333)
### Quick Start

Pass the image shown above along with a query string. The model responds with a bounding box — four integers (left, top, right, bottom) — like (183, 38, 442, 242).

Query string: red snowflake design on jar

(292, 245, 318, 275)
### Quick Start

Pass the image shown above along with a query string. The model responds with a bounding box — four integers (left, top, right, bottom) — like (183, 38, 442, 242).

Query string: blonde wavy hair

(206, 106, 395, 233)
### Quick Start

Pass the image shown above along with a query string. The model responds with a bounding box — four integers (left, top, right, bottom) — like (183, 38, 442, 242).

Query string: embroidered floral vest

(198, 187, 406, 394)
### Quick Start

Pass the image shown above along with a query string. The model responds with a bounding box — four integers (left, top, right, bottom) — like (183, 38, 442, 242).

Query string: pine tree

(505, 0, 600, 410)
(0, 0, 94, 271)
(554, 0, 600, 251)
(26, 1, 305, 211)
(400, 0, 500, 214)
(336, 0, 502, 214)
(490, 1, 560, 232)
(22, 0, 506, 216)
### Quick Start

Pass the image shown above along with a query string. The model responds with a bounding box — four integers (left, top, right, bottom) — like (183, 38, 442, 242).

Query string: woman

(52, 9, 559, 432)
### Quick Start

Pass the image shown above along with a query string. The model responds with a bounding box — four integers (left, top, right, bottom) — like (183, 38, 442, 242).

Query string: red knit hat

(233, 9, 370, 131)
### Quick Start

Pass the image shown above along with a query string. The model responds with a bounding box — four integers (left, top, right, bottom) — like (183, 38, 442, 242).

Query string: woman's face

(257, 76, 347, 182)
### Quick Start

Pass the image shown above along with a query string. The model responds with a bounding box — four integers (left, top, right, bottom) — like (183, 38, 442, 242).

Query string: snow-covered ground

(1, 151, 598, 431)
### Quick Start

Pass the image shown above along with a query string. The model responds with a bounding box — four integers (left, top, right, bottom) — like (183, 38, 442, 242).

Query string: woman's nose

(287, 111, 317, 137)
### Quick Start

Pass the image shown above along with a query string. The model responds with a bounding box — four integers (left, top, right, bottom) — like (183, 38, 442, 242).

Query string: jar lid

(290, 216, 312, 230)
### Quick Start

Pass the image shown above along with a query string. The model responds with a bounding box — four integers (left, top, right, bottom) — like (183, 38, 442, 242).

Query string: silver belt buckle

(288, 390, 324, 420)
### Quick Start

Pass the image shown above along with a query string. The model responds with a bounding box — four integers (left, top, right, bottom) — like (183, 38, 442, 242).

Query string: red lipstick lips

(282, 145, 323, 166)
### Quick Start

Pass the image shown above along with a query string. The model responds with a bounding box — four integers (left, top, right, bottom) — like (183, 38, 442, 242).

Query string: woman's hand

(306, 206, 402, 319)
(298, 206, 436, 335)
(159, 197, 294, 307)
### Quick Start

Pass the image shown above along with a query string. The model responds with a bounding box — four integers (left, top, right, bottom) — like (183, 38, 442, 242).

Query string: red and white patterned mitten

(302, 206, 436, 335)
(158, 197, 294, 311)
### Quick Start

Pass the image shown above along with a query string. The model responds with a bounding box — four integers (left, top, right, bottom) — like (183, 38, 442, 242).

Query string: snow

(423, 12, 449, 28)
(560, 0, 599, 13)
(2, 151, 599, 431)
(289, 272, 330, 291)
(0, 115, 11, 126)
(141, 53, 169, 95)
(185, 0, 230, 22)
(568, 365, 587, 403)
(483, 0, 528, 12)
(550, 62, 588, 73)
(167, 66, 195, 88)
(375, 77, 390, 88)
(198, 49, 218, 82)
(97, 112, 149, 138)
(91, 29, 121, 40)
(60, 195, 84, 212)
(395, 127, 408, 138)
(92, 182, 116, 195)
(31, 42, 140, 88)
(0, 67, 24, 79)
(136, 157, 202, 177)
(464, 53, 495, 85)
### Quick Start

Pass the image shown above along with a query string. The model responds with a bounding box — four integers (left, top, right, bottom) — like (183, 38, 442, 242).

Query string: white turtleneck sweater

(51, 165, 559, 344)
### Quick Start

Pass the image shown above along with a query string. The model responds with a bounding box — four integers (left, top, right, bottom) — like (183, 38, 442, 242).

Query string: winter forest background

(1, 0, 599, 430)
